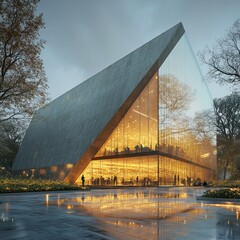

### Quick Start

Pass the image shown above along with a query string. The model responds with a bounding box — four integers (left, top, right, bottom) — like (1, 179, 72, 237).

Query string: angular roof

(12, 23, 184, 182)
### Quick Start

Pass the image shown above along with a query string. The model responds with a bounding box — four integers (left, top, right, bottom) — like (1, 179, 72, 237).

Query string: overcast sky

(38, 0, 240, 101)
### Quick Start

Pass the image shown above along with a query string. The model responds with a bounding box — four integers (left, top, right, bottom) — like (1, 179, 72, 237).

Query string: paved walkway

(0, 187, 239, 239)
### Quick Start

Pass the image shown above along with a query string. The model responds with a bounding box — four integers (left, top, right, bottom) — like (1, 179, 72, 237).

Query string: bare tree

(0, 0, 49, 122)
(214, 92, 240, 179)
(193, 111, 216, 143)
(199, 18, 240, 87)
(159, 74, 194, 125)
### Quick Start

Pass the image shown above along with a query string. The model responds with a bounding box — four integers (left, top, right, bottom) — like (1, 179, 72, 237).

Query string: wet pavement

(0, 187, 239, 240)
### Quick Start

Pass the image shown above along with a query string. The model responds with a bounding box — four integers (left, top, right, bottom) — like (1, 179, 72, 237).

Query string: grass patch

(202, 188, 240, 199)
(0, 177, 83, 193)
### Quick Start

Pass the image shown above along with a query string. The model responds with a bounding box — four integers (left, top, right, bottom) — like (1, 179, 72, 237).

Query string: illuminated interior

(76, 34, 216, 186)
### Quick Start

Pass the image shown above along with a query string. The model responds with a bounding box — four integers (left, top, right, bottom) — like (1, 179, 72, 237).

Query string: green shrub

(0, 177, 83, 193)
(202, 188, 240, 199)
(208, 180, 240, 188)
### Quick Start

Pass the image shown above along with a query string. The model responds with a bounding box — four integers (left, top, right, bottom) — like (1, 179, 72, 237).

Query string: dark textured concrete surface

(0, 187, 239, 240)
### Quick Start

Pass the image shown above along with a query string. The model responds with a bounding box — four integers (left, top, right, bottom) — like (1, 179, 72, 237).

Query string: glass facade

(77, 34, 216, 186)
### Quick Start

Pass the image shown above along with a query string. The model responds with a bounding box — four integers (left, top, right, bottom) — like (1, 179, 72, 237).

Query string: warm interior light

(51, 166, 58, 172)
(132, 109, 157, 122)
(90, 65, 216, 185)
(200, 153, 210, 158)
(66, 164, 73, 169)
(40, 169, 46, 175)
(46, 194, 49, 206)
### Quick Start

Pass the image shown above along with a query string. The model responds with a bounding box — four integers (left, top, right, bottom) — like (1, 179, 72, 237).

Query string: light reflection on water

(49, 188, 240, 240)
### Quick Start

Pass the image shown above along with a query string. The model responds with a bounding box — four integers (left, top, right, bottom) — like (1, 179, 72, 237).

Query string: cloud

(38, 0, 240, 100)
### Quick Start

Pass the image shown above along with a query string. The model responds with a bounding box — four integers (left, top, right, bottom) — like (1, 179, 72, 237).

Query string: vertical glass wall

(76, 33, 216, 186)
(158, 34, 216, 173)
(81, 156, 158, 186)
(95, 73, 158, 156)
(159, 157, 212, 186)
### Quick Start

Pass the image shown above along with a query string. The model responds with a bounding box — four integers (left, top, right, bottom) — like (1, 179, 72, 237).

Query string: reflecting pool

(0, 187, 239, 240)
(49, 188, 240, 240)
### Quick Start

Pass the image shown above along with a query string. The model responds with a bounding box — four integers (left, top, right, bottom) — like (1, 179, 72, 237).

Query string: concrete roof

(12, 23, 184, 182)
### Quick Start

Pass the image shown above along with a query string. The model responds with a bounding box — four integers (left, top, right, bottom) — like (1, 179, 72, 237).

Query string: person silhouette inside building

(81, 175, 85, 187)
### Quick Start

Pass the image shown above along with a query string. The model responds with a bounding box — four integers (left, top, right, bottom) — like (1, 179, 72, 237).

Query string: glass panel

(158, 33, 216, 173)
(77, 156, 158, 186)
(95, 73, 158, 157)
(158, 156, 214, 186)
(77, 33, 216, 186)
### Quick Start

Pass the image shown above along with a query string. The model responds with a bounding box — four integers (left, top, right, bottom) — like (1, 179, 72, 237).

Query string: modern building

(12, 23, 216, 186)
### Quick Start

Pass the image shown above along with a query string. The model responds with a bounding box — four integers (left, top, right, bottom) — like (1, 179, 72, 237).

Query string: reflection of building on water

(46, 189, 240, 240)
(56, 190, 205, 240)
(12, 23, 216, 185)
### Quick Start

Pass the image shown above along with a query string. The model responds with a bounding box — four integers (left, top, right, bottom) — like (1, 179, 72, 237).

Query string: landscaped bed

(209, 180, 240, 188)
(202, 188, 240, 199)
(0, 177, 83, 193)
